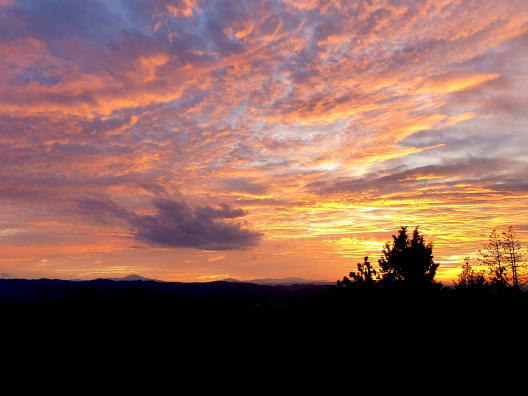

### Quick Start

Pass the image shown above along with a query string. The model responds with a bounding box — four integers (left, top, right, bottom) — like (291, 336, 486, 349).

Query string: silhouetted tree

(454, 257, 488, 290)
(479, 229, 508, 288)
(336, 256, 378, 290)
(378, 226, 438, 287)
(501, 226, 526, 288)
(350, 256, 378, 287)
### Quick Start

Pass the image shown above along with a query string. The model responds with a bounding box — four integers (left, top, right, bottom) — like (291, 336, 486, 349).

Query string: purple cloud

(79, 197, 262, 250)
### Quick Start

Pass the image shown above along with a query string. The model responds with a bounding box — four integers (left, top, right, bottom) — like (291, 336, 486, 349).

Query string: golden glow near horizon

(0, 0, 527, 283)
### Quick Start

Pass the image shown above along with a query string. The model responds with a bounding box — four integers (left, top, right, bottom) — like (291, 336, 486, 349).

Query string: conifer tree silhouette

(378, 226, 438, 287)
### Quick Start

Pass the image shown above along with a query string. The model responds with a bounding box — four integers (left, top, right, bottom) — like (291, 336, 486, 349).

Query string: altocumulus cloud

(79, 198, 262, 251)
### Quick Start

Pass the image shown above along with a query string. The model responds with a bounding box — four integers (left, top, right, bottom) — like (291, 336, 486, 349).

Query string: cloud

(78, 197, 262, 250)
(221, 177, 269, 194)
(308, 156, 525, 197)
(398, 128, 514, 151)
(416, 72, 499, 94)
(1, 0, 528, 281)
(207, 255, 226, 263)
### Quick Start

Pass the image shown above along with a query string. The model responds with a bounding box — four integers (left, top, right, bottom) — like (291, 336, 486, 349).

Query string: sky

(0, 0, 527, 282)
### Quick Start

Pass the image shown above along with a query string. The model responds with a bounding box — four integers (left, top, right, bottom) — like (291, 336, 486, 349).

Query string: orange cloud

(417, 72, 500, 94)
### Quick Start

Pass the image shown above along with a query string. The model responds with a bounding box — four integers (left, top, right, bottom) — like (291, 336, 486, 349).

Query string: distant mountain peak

(223, 277, 332, 286)
(222, 277, 241, 283)
(107, 274, 156, 282)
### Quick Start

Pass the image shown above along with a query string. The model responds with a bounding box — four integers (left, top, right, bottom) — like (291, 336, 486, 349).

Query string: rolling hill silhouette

(0, 277, 331, 306)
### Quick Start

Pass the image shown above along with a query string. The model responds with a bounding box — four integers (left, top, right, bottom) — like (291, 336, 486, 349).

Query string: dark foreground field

(2, 278, 527, 327)
(1, 278, 332, 333)
(2, 277, 527, 365)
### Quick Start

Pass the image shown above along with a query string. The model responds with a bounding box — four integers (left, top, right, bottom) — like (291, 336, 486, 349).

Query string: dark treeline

(328, 225, 528, 330)
(335, 225, 527, 293)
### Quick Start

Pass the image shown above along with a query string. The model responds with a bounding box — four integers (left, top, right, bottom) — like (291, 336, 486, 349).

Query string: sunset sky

(1, 0, 527, 282)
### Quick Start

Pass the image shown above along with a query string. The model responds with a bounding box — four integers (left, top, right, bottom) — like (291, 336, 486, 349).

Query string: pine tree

(378, 226, 438, 287)
(454, 257, 488, 290)
(349, 256, 378, 287)
(501, 226, 526, 288)
(336, 256, 378, 290)
(479, 229, 508, 288)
